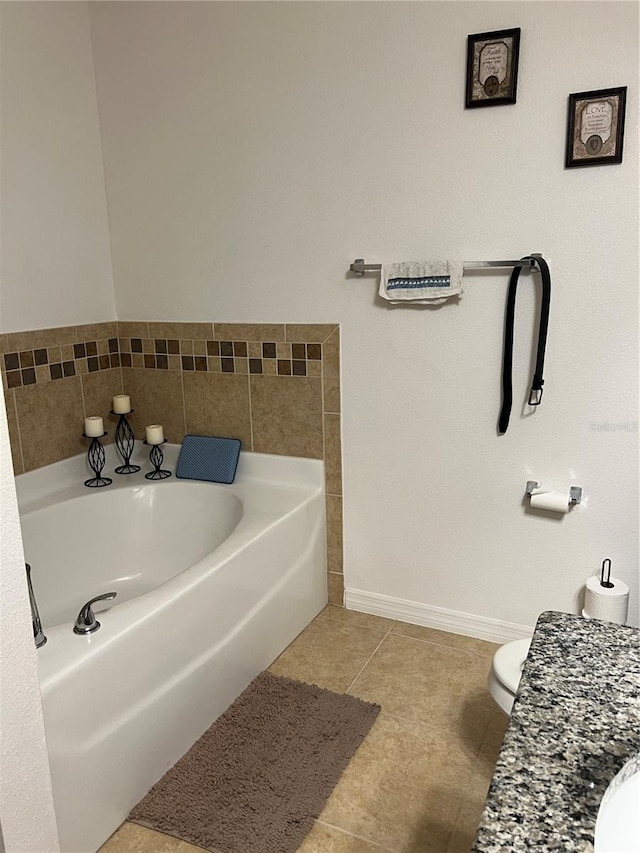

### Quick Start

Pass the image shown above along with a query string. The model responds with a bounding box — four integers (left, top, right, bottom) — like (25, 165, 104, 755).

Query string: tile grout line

(384, 627, 498, 658)
(314, 818, 395, 851)
(177, 343, 188, 439)
(317, 614, 395, 638)
(79, 369, 87, 419)
(9, 389, 25, 474)
(247, 369, 255, 452)
(345, 623, 395, 694)
(320, 337, 332, 601)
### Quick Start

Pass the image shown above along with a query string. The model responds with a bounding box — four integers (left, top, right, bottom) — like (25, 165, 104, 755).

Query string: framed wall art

(465, 28, 521, 108)
(565, 87, 627, 167)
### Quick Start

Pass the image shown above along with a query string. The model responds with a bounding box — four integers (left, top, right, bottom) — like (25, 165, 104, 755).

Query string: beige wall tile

(76, 322, 118, 341)
(250, 376, 323, 459)
(326, 494, 344, 574)
(117, 321, 150, 338)
(324, 413, 342, 495)
(323, 328, 340, 414)
(183, 372, 252, 447)
(320, 711, 478, 852)
(268, 617, 388, 693)
(276, 342, 292, 359)
(122, 369, 186, 444)
(214, 323, 285, 342)
(192, 339, 206, 356)
(0, 335, 9, 354)
(348, 634, 495, 743)
(14, 377, 85, 471)
(148, 322, 213, 340)
(307, 361, 322, 377)
(263, 359, 277, 375)
(328, 571, 344, 606)
(4, 390, 23, 475)
(81, 369, 124, 444)
(285, 324, 338, 343)
(6, 326, 77, 351)
(247, 341, 262, 358)
(35, 365, 50, 384)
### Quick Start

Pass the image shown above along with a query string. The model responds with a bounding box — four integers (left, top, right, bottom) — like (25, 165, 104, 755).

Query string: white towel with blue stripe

(379, 260, 464, 304)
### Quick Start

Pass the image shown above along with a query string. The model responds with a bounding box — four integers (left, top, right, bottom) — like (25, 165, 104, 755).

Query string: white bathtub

(16, 444, 327, 853)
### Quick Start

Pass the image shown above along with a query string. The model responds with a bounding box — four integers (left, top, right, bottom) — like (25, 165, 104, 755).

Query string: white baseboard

(345, 587, 534, 645)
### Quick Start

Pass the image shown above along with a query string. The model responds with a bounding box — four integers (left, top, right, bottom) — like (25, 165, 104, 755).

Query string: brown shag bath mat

(129, 671, 380, 853)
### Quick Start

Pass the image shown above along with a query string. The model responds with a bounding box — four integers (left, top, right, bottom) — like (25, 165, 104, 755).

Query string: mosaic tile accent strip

(116, 338, 323, 378)
(2, 334, 120, 389)
(2, 332, 327, 388)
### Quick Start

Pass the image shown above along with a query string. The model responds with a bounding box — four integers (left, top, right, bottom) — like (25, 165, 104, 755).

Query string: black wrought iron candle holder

(144, 439, 171, 480)
(82, 432, 112, 488)
(111, 409, 140, 474)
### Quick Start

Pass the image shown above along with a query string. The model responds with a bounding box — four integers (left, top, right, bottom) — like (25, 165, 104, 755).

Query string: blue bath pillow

(176, 435, 242, 484)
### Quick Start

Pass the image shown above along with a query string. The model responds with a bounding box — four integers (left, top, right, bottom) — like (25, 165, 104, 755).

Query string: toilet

(487, 638, 532, 715)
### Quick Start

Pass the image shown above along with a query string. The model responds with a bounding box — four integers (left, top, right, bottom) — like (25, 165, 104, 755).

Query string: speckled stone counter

(473, 610, 640, 852)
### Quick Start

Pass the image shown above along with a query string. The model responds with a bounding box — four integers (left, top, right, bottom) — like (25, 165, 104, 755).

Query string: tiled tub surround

(473, 611, 640, 852)
(2, 321, 343, 604)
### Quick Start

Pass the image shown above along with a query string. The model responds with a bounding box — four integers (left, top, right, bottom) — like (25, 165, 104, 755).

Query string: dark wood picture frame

(465, 28, 521, 108)
(565, 87, 627, 167)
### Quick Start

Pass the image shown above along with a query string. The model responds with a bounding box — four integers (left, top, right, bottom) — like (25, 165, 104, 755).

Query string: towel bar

(349, 256, 541, 276)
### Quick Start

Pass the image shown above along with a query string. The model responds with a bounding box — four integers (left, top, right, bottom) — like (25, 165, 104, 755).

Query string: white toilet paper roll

(529, 491, 570, 513)
(584, 575, 629, 624)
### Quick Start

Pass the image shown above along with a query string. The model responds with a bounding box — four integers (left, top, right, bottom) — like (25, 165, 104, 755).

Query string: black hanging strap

(498, 255, 551, 434)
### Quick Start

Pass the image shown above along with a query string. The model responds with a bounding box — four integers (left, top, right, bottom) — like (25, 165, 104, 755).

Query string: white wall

(0, 1, 115, 333)
(0, 394, 59, 851)
(0, 5, 111, 849)
(89, 1, 638, 629)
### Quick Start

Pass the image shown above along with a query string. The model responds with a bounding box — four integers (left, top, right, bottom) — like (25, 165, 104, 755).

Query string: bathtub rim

(16, 443, 323, 511)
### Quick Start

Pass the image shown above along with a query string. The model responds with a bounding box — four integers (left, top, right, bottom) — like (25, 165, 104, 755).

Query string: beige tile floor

(99, 606, 507, 853)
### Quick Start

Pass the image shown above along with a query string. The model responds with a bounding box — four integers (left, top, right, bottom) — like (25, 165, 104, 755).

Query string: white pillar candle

(145, 424, 164, 445)
(84, 416, 104, 437)
(112, 394, 131, 414)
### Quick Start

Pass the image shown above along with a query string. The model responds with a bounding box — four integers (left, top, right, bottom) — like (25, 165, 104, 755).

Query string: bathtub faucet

(26, 563, 47, 649)
(73, 592, 117, 635)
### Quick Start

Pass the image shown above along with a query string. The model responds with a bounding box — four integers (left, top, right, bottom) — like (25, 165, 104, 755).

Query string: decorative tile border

(118, 337, 323, 377)
(2, 335, 120, 389)
(2, 329, 329, 388)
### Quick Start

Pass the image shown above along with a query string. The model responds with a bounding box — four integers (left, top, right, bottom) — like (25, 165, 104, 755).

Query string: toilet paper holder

(525, 481, 583, 507)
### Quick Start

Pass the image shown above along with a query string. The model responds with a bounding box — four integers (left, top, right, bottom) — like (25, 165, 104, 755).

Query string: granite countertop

(473, 610, 640, 852)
